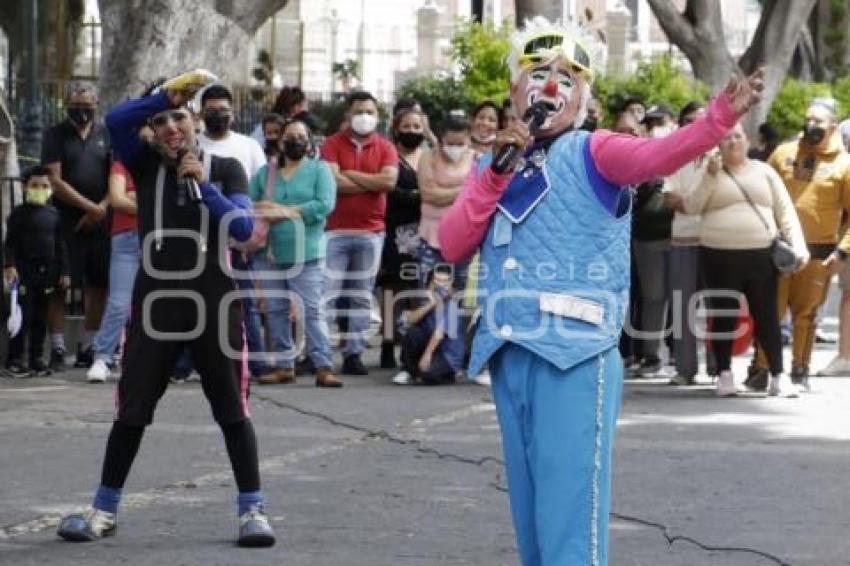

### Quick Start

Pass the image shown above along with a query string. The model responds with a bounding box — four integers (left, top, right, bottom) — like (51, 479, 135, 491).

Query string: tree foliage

(767, 75, 850, 140)
(594, 55, 709, 126)
(395, 76, 476, 133)
(448, 20, 511, 103)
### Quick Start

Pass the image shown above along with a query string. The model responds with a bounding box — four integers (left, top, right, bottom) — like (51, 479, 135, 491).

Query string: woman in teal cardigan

(250, 118, 341, 387)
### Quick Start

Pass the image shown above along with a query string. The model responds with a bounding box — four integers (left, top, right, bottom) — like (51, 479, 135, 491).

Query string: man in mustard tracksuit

(755, 98, 850, 391)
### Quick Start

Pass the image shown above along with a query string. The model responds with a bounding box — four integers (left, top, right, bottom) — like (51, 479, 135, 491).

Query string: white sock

(51, 333, 65, 351)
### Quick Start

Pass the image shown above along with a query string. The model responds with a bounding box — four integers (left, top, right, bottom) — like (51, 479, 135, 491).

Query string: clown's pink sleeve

(590, 93, 739, 187)
(438, 165, 511, 262)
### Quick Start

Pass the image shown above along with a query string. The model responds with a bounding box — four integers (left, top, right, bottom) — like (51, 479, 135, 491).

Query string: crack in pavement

(254, 393, 503, 467)
(254, 392, 794, 566)
(609, 513, 792, 566)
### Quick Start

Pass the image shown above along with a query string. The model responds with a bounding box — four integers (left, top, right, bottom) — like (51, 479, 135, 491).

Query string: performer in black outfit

(56, 71, 275, 547)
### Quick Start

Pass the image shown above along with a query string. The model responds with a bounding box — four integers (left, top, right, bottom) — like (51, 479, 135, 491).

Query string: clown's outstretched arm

(438, 165, 512, 263)
(590, 86, 748, 187)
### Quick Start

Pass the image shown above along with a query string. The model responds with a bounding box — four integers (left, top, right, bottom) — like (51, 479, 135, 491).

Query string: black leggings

(101, 420, 260, 493)
(700, 247, 783, 375)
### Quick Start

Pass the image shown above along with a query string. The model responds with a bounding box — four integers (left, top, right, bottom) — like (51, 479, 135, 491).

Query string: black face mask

(396, 131, 425, 150)
(203, 111, 231, 136)
(283, 139, 309, 161)
(67, 107, 94, 126)
(580, 117, 599, 132)
(802, 123, 826, 146)
(265, 137, 280, 156)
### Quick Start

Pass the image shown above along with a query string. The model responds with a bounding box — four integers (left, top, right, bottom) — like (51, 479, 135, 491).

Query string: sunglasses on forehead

(519, 33, 593, 80)
(150, 110, 190, 127)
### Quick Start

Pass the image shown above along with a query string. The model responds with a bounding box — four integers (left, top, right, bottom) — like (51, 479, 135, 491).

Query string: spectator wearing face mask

(260, 113, 285, 162)
(377, 107, 427, 369)
(630, 116, 675, 377)
(644, 103, 676, 138)
(748, 122, 780, 162)
(4, 166, 71, 377)
(40, 82, 111, 371)
(661, 101, 711, 384)
(752, 98, 850, 390)
(198, 84, 269, 382)
(252, 118, 340, 387)
(321, 90, 399, 376)
(392, 265, 465, 386)
(417, 115, 475, 290)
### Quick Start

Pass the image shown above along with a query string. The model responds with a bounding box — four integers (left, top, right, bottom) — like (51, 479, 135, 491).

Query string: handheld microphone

(491, 100, 552, 174)
(177, 148, 203, 202)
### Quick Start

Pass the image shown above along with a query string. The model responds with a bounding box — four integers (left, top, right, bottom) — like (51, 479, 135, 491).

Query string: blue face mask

(434, 284, 452, 300)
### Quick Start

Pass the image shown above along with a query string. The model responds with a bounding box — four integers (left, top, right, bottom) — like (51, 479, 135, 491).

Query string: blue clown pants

(490, 344, 623, 566)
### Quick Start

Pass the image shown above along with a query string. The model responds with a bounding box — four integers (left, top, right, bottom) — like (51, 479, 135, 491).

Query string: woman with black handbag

(678, 123, 809, 397)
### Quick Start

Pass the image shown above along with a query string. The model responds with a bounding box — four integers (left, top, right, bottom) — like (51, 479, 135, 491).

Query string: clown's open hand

(725, 66, 765, 115)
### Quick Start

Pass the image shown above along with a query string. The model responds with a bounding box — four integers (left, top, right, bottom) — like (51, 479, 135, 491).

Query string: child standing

(4, 165, 70, 376)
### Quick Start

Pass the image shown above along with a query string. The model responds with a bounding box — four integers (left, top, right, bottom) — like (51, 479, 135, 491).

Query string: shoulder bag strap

(264, 157, 277, 200)
(722, 165, 772, 235)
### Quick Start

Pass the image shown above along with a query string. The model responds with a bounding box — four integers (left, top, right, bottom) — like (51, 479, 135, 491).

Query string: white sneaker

(767, 373, 799, 398)
(815, 356, 850, 377)
(392, 371, 412, 385)
(714, 370, 738, 397)
(86, 359, 111, 383)
(472, 370, 491, 386)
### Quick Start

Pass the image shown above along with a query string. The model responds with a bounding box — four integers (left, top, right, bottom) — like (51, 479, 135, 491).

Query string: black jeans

(8, 281, 50, 366)
(400, 324, 455, 385)
(700, 246, 782, 375)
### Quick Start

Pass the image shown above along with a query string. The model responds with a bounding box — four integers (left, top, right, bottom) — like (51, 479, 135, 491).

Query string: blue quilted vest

(468, 130, 632, 376)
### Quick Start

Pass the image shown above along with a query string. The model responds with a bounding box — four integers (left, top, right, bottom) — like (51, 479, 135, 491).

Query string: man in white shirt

(198, 85, 266, 180)
(197, 84, 268, 381)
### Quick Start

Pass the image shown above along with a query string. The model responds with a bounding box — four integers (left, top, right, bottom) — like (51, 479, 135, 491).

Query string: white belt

(539, 292, 605, 326)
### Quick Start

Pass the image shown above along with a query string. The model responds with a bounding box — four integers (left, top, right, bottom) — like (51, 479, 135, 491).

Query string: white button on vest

(500, 325, 513, 338)
(504, 257, 518, 270)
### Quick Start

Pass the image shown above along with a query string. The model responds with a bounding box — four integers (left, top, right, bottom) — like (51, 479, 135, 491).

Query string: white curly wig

(506, 17, 606, 129)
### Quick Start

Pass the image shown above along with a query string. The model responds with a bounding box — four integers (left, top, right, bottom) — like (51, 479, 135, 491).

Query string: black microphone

(177, 148, 203, 202)
(491, 101, 552, 174)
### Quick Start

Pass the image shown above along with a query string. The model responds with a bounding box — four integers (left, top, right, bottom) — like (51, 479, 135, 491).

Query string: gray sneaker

(237, 505, 276, 547)
(57, 508, 117, 542)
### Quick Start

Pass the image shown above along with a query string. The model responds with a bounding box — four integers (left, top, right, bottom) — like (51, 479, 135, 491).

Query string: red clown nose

(542, 78, 559, 98)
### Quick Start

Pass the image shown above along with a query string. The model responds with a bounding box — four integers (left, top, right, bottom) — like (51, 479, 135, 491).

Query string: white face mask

(442, 144, 468, 162)
(351, 113, 378, 136)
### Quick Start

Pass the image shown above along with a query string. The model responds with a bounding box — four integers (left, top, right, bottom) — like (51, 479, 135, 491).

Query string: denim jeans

(232, 252, 268, 377)
(93, 231, 140, 363)
(255, 256, 333, 369)
(324, 232, 385, 356)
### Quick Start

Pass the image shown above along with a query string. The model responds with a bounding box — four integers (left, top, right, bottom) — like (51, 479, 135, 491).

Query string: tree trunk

(97, 0, 287, 107)
(514, 0, 562, 25)
(0, 0, 85, 84)
(645, 0, 737, 91)
(647, 0, 818, 136)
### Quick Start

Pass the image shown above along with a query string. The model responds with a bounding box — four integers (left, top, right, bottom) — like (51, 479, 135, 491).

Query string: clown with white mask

(438, 17, 764, 566)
